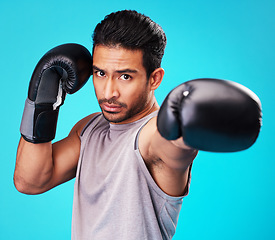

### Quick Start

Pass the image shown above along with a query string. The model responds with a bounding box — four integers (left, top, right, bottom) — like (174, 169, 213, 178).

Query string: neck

(137, 97, 159, 119)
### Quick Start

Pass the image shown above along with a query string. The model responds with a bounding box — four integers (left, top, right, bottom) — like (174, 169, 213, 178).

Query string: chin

(102, 111, 127, 123)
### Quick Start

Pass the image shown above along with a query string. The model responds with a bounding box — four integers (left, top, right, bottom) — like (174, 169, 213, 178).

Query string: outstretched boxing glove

(157, 78, 262, 152)
(20, 43, 93, 143)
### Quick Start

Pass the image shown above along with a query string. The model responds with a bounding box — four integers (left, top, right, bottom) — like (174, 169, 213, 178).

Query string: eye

(95, 70, 105, 77)
(119, 74, 132, 81)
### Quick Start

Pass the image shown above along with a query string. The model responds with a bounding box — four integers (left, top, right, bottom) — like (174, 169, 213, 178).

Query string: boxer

(14, 10, 262, 240)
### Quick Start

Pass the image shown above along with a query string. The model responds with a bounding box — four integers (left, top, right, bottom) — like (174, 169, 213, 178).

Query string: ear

(149, 68, 164, 90)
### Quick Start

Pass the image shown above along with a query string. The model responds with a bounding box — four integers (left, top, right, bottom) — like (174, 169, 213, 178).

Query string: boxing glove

(20, 43, 93, 143)
(157, 78, 262, 152)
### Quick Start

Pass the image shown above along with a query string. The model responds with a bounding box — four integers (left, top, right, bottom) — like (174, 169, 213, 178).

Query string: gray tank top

(71, 111, 191, 240)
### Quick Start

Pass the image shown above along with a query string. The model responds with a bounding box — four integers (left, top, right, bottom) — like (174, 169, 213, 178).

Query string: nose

(103, 78, 119, 100)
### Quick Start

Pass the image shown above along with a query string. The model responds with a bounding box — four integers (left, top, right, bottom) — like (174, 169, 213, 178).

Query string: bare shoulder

(138, 116, 158, 160)
(70, 112, 101, 137)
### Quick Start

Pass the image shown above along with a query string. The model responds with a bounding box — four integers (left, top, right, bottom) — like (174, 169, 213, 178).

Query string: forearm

(14, 138, 54, 194)
(15, 44, 92, 194)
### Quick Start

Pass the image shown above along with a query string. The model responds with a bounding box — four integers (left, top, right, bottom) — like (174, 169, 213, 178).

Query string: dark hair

(92, 10, 167, 78)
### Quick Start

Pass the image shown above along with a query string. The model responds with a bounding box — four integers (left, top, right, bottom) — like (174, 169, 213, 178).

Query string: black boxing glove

(20, 43, 93, 143)
(157, 78, 262, 152)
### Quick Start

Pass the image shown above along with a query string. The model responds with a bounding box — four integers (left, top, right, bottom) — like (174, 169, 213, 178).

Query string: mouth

(101, 103, 123, 113)
(99, 98, 127, 114)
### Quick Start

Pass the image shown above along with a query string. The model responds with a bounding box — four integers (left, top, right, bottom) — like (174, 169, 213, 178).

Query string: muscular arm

(139, 117, 198, 197)
(14, 114, 94, 195)
(139, 78, 261, 197)
(14, 44, 93, 194)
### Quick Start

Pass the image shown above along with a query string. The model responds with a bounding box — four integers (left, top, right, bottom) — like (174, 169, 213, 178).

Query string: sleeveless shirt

(71, 111, 191, 240)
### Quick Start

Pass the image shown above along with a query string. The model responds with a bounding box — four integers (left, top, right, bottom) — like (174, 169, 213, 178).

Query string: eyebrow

(116, 69, 138, 74)
(93, 65, 138, 74)
(92, 65, 103, 72)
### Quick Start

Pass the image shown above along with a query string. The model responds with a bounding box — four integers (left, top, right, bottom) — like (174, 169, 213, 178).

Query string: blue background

(1, 0, 274, 239)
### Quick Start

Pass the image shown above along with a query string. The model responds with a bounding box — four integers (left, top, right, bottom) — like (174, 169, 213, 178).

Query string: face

(92, 45, 155, 124)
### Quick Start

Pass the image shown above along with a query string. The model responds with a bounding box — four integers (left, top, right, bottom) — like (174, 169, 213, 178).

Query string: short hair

(92, 10, 167, 78)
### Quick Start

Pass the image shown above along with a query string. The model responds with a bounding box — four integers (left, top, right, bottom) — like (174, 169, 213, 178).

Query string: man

(14, 10, 261, 239)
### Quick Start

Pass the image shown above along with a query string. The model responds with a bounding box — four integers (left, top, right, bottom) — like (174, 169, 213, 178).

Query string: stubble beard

(99, 91, 150, 124)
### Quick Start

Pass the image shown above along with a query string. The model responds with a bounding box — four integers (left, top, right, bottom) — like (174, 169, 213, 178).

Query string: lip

(102, 103, 123, 112)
